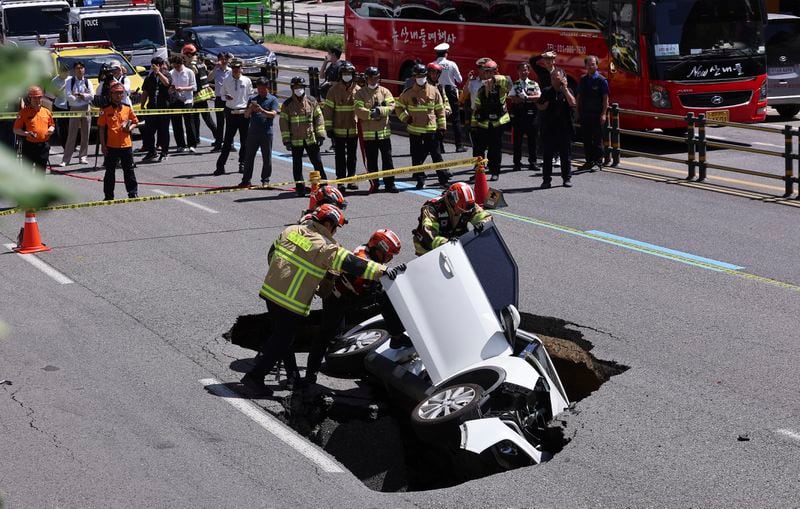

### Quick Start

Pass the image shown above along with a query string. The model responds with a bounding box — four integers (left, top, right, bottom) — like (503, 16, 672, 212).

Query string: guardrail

(228, 7, 345, 38)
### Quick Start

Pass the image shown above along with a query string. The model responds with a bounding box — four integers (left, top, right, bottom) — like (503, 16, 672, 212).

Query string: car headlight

(267, 52, 277, 64)
(759, 81, 768, 101)
(650, 84, 672, 109)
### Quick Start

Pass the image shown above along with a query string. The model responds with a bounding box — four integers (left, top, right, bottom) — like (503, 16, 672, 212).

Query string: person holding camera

(13, 86, 55, 172)
(60, 61, 93, 167)
(98, 83, 139, 200)
(354, 66, 397, 193)
(239, 77, 278, 187)
(279, 77, 327, 197)
(169, 54, 198, 153)
(95, 61, 132, 107)
(319, 46, 342, 99)
(140, 57, 172, 162)
(537, 68, 577, 188)
(215, 59, 253, 175)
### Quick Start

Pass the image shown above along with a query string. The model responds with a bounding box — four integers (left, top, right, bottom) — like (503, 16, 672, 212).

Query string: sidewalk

(269, 42, 327, 61)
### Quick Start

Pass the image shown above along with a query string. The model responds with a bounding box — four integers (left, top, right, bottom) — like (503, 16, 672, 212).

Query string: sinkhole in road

(225, 311, 628, 492)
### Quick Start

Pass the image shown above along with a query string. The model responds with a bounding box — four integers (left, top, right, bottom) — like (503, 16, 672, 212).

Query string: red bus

(344, 0, 769, 131)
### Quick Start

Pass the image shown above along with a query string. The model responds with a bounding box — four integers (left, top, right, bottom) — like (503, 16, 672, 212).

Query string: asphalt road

(1, 55, 799, 507)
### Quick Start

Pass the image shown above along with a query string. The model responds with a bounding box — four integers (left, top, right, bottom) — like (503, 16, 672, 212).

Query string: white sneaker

(79, 157, 88, 164)
(58, 162, 67, 167)
(188, 147, 196, 153)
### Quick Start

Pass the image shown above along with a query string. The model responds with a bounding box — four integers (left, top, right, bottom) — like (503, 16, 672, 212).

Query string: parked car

(325, 223, 570, 470)
(167, 25, 276, 75)
(766, 13, 800, 119)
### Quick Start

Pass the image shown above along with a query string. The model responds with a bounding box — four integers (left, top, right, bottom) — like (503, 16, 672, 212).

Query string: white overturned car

(325, 224, 570, 468)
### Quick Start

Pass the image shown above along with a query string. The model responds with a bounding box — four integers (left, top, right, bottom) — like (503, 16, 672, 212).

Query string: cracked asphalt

(1, 54, 800, 507)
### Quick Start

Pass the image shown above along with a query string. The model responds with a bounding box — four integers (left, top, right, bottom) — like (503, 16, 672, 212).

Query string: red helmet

(426, 62, 443, 73)
(367, 229, 401, 263)
(311, 185, 347, 210)
(181, 43, 197, 55)
(482, 60, 499, 72)
(312, 204, 346, 227)
(445, 182, 476, 213)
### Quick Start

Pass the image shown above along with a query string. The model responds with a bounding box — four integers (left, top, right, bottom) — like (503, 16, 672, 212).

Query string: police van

(68, 0, 167, 68)
(0, 0, 70, 48)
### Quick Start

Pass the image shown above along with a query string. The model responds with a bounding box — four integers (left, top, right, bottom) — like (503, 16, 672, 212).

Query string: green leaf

(0, 145, 72, 209)
(0, 46, 53, 106)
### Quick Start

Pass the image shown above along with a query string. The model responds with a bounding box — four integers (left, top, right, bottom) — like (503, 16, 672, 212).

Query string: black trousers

(581, 113, 604, 165)
(141, 112, 170, 155)
(512, 115, 538, 167)
(470, 125, 483, 157)
(473, 124, 505, 176)
(290, 141, 327, 194)
(21, 140, 50, 172)
(192, 99, 218, 141)
(248, 300, 303, 380)
(410, 132, 447, 184)
(171, 103, 198, 149)
(444, 85, 463, 148)
(241, 129, 273, 183)
(103, 147, 137, 199)
(213, 97, 226, 147)
(364, 137, 395, 188)
(333, 136, 358, 181)
(542, 132, 573, 183)
(216, 109, 249, 170)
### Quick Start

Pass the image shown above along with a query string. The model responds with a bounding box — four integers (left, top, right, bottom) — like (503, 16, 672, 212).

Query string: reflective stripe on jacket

(354, 85, 395, 140)
(260, 222, 386, 315)
(322, 82, 359, 138)
(412, 195, 492, 255)
(279, 96, 326, 147)
(395, 83, 446, 135)
(472, 75, 512, 129)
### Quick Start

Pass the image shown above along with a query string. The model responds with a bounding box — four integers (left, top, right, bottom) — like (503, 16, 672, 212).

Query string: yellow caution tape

(0, 157, 483, 217)
(0, 107, 226, 120)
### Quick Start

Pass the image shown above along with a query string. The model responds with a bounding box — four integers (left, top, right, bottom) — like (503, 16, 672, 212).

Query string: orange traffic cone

(307, 170, 321, 210)
(473, 159, 489, 207)
(14, 211, 51, 254)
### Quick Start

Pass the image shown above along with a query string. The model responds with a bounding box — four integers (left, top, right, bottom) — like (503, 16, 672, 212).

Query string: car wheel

(775, 105, 800, 120)
(324, 328, 389, 375)
(411, 383, 484, 443)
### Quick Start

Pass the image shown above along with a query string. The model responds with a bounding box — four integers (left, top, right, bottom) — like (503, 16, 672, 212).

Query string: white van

(0, 0, 70, 48)
(68, 0, 167, 68)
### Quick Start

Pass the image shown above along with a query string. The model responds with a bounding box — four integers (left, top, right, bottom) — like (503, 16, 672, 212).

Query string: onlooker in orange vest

(98, 83, 139, 200)
(13, 86, 55, 172)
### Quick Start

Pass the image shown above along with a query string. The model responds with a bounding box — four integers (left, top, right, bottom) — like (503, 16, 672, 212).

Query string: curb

(275, 50, 325, 62)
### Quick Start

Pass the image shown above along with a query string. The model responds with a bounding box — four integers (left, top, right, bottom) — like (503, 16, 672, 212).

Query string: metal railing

(228, 7, 345, 38)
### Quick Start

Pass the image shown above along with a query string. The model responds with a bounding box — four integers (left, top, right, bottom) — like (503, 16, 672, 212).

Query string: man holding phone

(537, 68, 577, 188)
(239, 77, 279, 187)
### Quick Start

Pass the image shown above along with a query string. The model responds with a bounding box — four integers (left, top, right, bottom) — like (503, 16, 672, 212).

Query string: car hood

(204, 44, 269, 59)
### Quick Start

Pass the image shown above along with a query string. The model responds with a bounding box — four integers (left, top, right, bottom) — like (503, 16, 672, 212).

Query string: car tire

(410, 383, 485, 443)
(775, 105, 800, 120)
(324, 327, 389, 375)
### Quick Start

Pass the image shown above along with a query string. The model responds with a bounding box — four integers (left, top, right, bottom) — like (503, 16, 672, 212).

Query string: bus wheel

(776, 105, 800, 120)
(661, 127, 687, 138)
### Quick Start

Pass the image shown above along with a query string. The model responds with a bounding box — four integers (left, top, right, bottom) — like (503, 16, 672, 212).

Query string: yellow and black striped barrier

(0, 157, 482, 217)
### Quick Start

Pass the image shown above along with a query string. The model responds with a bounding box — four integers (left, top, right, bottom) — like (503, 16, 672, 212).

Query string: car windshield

(81, 14, 165, 51)
(648, 0, 764, 59)
(3, 5, 69, 36)
(56, 54, 135, 77)
(196, 29, 255, 48)
(766, 18, 800, 66)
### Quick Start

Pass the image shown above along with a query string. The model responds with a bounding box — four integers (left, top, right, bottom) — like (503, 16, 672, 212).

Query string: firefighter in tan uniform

(280, 76, 327, 197)
(322, 61, 360, 192)
(395, 63, 448, 189)
(354, 66, 397, 193)
(241, 205, 406, 394)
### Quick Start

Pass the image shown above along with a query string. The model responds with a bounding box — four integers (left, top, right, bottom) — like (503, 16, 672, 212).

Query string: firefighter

(241, 204, 406, 394)
(306, 228, 403, 384)
(354, 66, 398, 193)
(472, 59, 512, 181)
(322, 61, 360, 193)
(426, 62, 453, 155)
(412, 182, 492, 256)
(279, 76, 327, 197)
(395, 63, 448, 189)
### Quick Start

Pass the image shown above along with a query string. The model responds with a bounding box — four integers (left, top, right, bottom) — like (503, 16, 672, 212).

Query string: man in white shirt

(60, 61, 93, 166)
(169, 54, 198, 153)
(211, 52, 233, 151)
(214, 59, 253, 175)
(434, 42, 466, 152)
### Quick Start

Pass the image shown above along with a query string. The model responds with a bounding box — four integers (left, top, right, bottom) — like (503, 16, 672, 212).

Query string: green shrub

(259, 33, 344, 52)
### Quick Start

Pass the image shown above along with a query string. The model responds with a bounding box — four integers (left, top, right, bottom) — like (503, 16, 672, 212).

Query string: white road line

(152, 189, 218, 214)
(3, 243, 74, 284)
(199, 378, 344, 473)
(776, 428, 800, 442)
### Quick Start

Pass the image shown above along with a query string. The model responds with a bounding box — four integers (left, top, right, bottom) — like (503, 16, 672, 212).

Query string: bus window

(609, 0, 640, 73)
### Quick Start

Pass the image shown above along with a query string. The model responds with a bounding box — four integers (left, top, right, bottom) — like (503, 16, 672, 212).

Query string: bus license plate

(243, 66, 260, 74)
(705, 110, 729, 123)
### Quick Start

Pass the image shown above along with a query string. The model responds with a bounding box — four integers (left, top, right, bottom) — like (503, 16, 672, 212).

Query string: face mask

(294, 88, 305, 97)
(341, 74, 353, 83)
(415, 77, 427, 86)
(368, 83, 378, 90)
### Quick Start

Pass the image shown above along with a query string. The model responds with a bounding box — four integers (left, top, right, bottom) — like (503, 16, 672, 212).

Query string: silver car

(766, 13, 800, 119)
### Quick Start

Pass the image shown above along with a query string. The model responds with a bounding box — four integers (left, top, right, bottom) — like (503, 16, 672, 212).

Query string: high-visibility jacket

(412, 195, 492, 255)
(354, 85, 395, 141)
(472, 75, 512, 129)
(322, 81, 359, 138)
(334, 245, 379, 297)
(260, 221, 386, 315)
(395, 83, 446, 135)
(279, 95, 326, 147)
